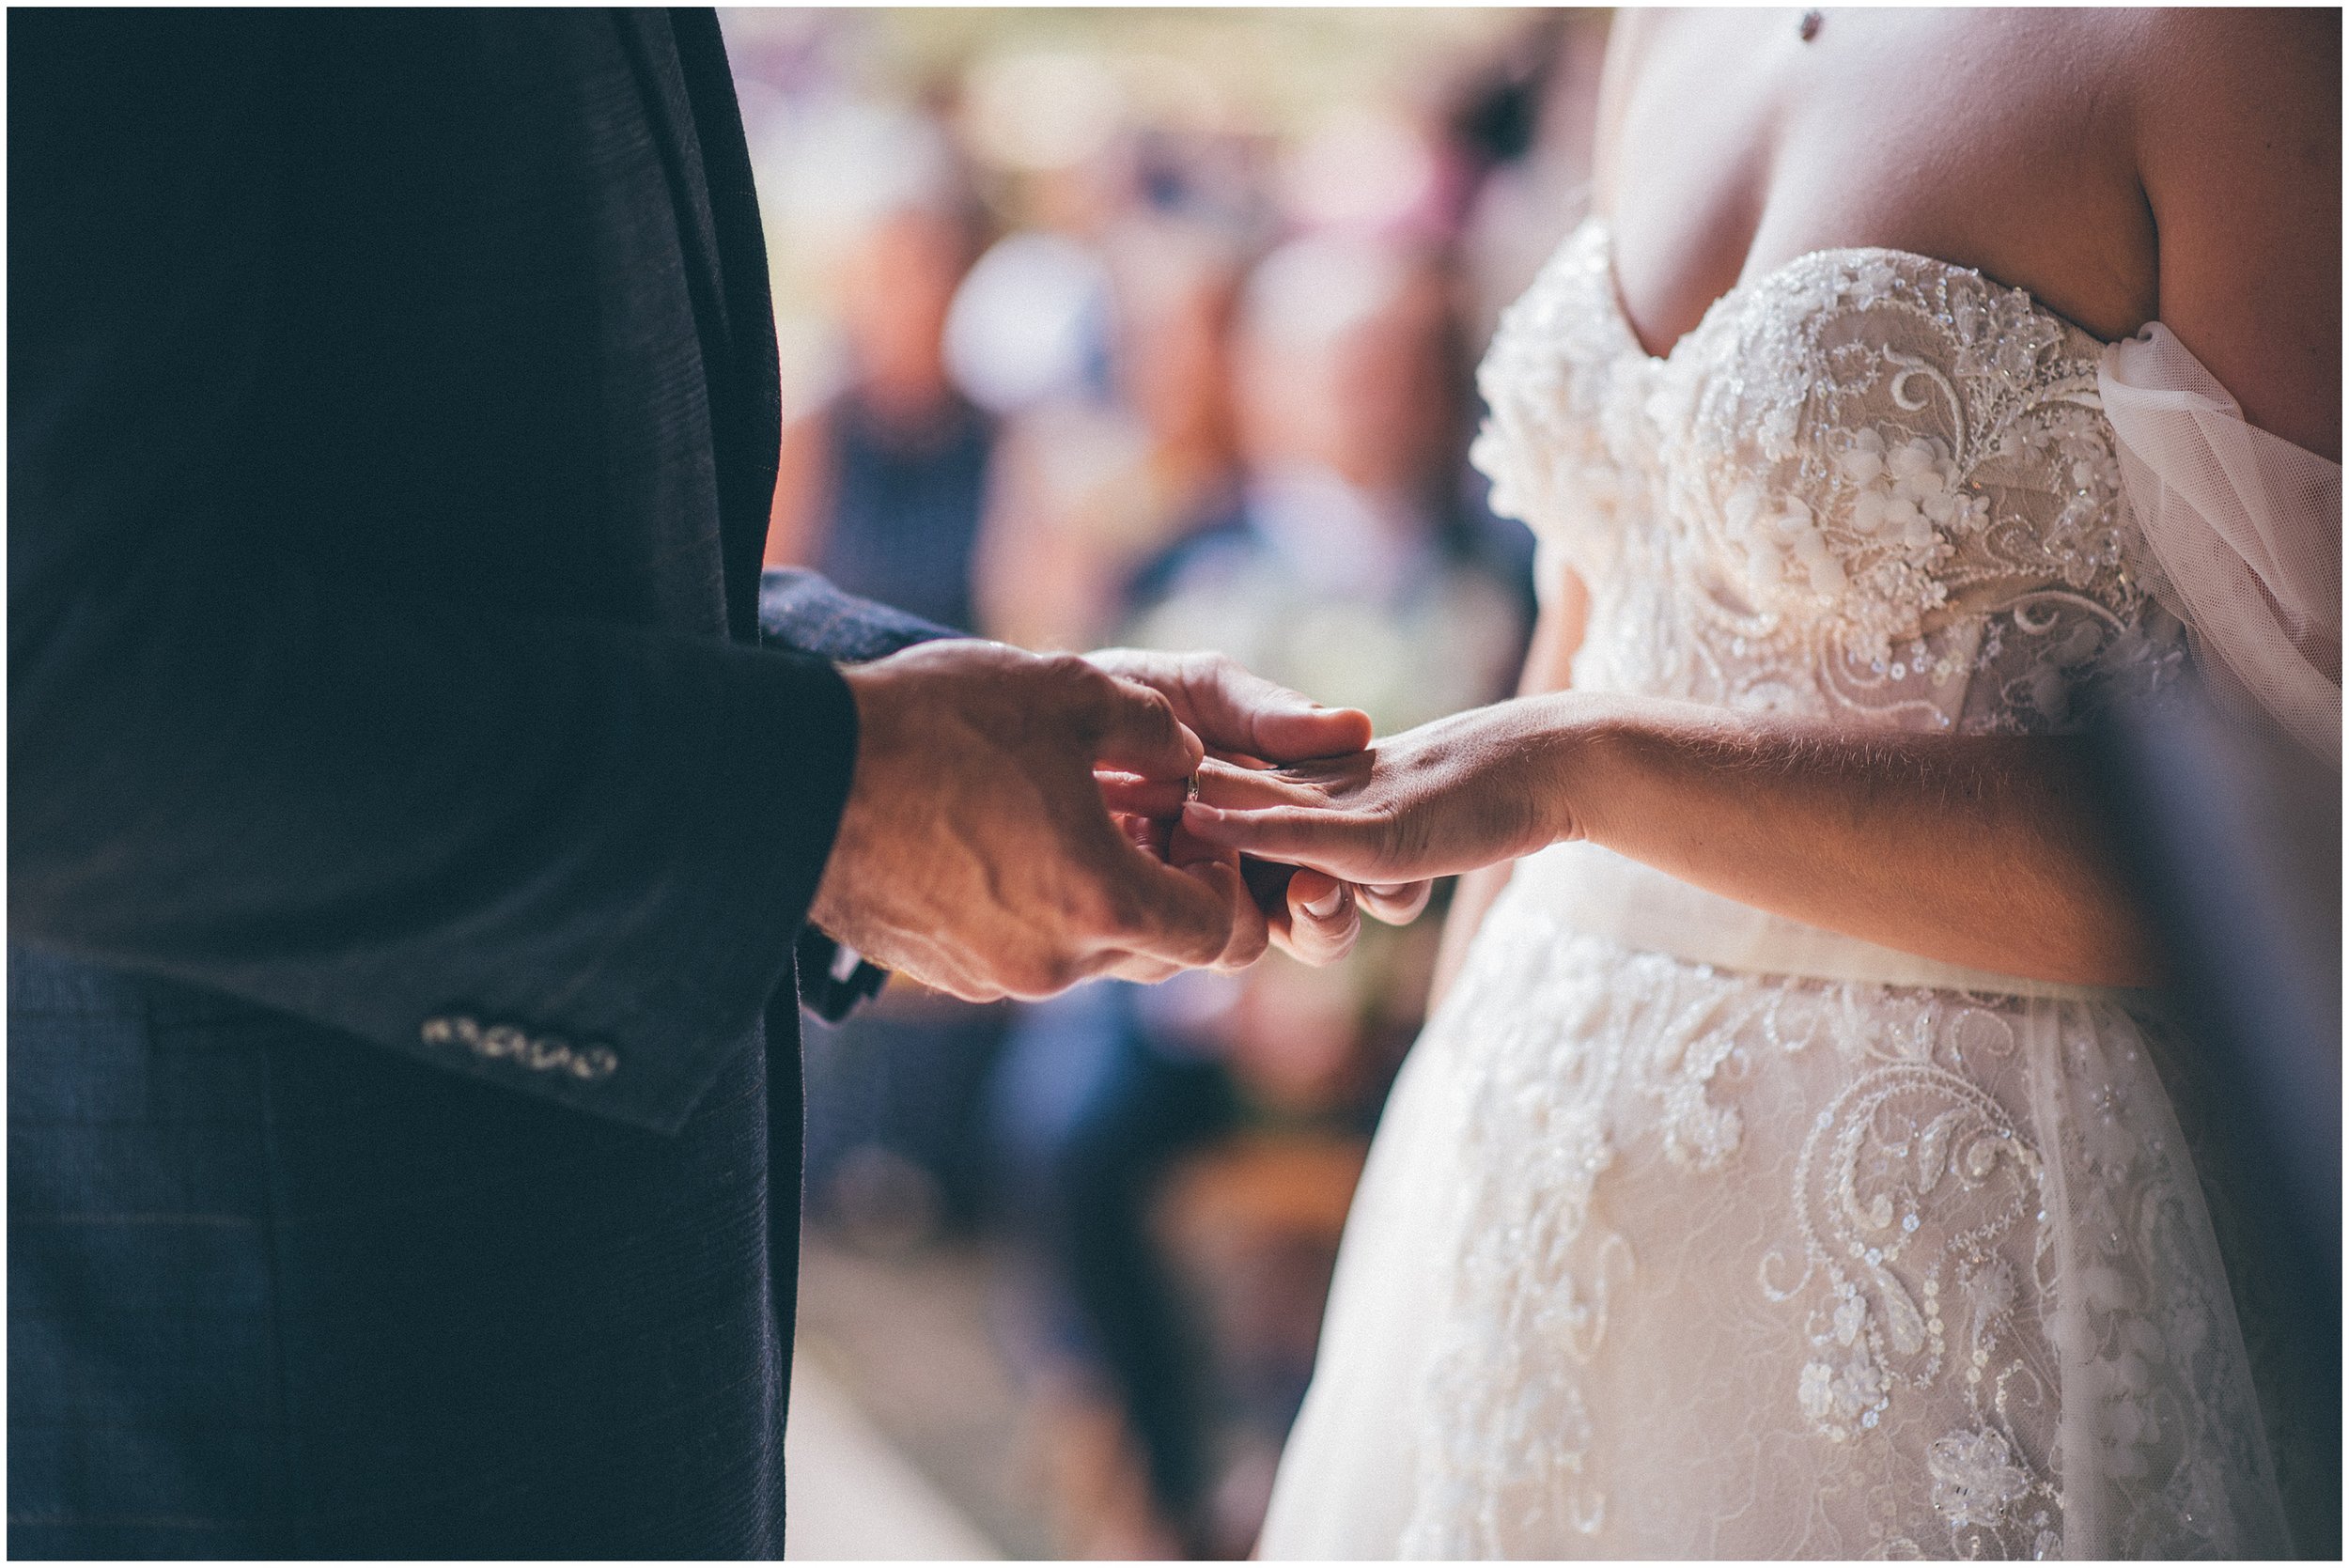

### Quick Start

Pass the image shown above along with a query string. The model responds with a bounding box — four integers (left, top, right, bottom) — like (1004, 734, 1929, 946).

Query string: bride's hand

(1085, 647, 1434, 952)
(1098, 772, 1433, 952)
(1179, 700, 1576, 887)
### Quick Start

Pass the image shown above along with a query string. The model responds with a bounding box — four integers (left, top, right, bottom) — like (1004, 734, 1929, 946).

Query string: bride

(1180, 8, 2339, 1558)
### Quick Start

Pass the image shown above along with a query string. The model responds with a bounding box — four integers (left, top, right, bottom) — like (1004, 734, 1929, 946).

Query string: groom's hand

(809, 640, 1268, 1001)
(1083, 649, 1436, 961)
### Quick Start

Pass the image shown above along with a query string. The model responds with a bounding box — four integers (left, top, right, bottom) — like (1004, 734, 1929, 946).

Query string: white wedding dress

(1255, 219, 2315, 1559)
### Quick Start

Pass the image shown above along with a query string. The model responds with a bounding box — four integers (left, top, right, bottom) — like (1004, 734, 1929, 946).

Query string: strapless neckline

(1583, 216, 2113, 370)
(1468, 214, 2174, 740)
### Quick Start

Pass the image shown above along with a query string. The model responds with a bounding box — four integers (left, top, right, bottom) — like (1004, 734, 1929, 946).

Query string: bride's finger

(1192, 759, 1324, 811)
(1097, 770, 1187, 817)
(1280, 868, 1360, 966)
(1358, 879, 1434, 925)
(1178, 800, 1385, 880)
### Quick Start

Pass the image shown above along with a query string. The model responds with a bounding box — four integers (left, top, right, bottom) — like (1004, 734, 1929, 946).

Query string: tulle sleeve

(2096, 323, 2341, 768)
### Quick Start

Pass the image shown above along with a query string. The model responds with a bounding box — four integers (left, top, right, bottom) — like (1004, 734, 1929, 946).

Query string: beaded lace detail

(1254, 221, 2289, 1561)
(1385, 917, 2280, 1558)
(1470, 221, 2187, 734)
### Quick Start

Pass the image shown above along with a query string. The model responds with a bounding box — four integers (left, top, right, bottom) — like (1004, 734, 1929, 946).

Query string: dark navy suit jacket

(9, 9, 939, 1556)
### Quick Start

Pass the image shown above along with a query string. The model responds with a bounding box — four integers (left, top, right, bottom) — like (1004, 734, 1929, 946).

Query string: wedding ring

(1184, 770, 1200, 804)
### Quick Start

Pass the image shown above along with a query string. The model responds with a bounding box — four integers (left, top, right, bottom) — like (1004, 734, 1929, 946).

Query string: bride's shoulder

(2126, 8, 2339, 458)
(2121, 9, 2334, 164)
(2123, 8, 2334, 139)
(2130, 7, 2336, 77)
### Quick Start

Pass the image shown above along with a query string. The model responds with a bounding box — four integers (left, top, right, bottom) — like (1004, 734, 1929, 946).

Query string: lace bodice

(1472, 219, 2186, 733)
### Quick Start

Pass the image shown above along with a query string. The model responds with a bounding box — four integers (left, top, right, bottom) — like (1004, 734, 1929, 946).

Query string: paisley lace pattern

(1255, 222, 2289, 1560)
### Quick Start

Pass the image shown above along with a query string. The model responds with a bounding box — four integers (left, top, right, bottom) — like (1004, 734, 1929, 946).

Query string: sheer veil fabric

(1254, 221, 2308, 1559)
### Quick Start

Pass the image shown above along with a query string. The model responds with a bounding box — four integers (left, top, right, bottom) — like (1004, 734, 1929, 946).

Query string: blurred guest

(1453, 9, 1612, 347)
(1439, 13, 1612, 623)
(766, 108, 993, 635)
(988, 978, 1232, 1559)
(987, 228, 1530, 1559)
(1125, 232, 1526, 723)
(974, 210, 1254, 653)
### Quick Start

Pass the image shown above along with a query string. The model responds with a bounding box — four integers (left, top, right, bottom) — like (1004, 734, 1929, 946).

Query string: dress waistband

(1509, 841, 2144, 1006)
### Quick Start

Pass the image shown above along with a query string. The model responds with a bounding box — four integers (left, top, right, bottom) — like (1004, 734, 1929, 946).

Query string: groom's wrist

(807, 660, 894, 951)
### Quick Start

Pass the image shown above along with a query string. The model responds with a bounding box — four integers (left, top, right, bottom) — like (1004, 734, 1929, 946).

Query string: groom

(8, 10, 1367, 1557)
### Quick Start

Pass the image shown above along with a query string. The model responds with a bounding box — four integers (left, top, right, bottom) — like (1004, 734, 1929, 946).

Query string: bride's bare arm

(1556, 705, 2155, 987)
(2132, 8, 2339, 459)
(1184, 697, 2158, 988)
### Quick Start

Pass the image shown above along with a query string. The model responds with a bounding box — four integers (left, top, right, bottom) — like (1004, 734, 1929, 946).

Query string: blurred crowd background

(719, 8, 1609, 1557)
